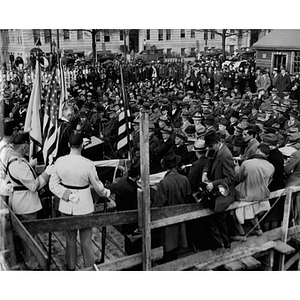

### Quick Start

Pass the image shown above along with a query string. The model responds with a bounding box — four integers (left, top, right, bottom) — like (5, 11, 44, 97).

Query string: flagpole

(119, 63, 133, 162)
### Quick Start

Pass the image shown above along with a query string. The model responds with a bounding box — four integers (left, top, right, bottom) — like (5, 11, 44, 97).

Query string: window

(63, 29, 70, 40)
(181, 48, 186, 56)
(120, 30, 124, 41)
(293, 51, 300, 73)
(44, 29, 51, 44)
(191, 47, 196, 54)
(166, 29, 171, 40)
(33, 29, 40, 44)
(204, 30, 208, 40)
(167, 48, 172, 56)
(158, 29, 163, 41)
(77, 30, 83, 40)
(96, 31, 101, 42)
(211, 32, 215, 39)
(181, 29, 185, 38)
(103, 30, 110, 42)
(191, 29, 195, 38)
(146, 29, 150, 40)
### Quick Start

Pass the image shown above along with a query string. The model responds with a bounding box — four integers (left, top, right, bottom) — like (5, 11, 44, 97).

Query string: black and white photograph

(0, 1, 299, 299)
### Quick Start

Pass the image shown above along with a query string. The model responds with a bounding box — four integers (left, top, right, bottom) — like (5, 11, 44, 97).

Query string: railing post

(139, 108, 151, 270)
(278, 187, 293, 270)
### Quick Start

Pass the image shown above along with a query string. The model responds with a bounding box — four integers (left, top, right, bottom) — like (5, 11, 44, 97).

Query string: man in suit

(202, 130, 236, 249)
(153, 151, 191, 262)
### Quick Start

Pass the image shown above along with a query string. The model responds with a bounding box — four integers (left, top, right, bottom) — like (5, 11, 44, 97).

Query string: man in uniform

(6, 132, 53, 269)
(50, 131, 111, 270)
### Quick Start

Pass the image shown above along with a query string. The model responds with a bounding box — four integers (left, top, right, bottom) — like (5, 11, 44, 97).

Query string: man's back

(236, 156, 274, 201)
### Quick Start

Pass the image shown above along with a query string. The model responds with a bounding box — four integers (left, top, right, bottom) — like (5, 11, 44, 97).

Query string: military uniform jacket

(7, 153, 45, 214)
(50, 154, 110, 215)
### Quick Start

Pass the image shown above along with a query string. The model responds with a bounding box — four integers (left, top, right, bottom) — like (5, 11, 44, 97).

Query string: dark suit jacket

(203, 144, 236, 213)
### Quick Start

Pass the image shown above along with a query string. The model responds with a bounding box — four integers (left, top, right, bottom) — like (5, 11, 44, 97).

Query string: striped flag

(24, 58, 42, 149)
(58, 58, 68, 119)
(116, 64, 133, 159)
(42, 65, 60, 164)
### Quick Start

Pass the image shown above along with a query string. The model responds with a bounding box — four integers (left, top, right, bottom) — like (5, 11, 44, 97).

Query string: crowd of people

(1, 53, 300, 268)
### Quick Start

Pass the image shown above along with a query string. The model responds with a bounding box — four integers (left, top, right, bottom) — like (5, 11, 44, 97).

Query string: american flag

(42, 66, 59, 164)
(58, 57, 68, 119)
(116, 64, 133, 159)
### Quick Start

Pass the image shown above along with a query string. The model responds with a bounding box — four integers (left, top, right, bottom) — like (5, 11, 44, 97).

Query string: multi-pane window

(77, 30, 83, 40)
(33, 29, 40, 44)
(120, 30, 124, 41)
(191, 29, 195, 38)
(167, 48, 172, 56)
(293, 51, 300, 73)
(63, 29, 70, 40)
(204, 30, 208, 40)
(96, 31, 101, 42)
(211, 32, 215, 39)
(166, 29, 171, 40)
(158, 29, 163, 41)
(44, 29, 51, 44)
(146, 29, 150, 40)
(181, 48, 186, 56)
(181, 29, 185, 38)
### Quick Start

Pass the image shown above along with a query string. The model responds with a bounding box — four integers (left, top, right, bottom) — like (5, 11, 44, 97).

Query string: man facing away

(50, 130, 110, 270)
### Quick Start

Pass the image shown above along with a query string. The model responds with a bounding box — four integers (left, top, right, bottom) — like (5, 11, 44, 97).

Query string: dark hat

(234, 123, 245, 133)
(219, 118, 230, 127)
(204, 130, 220, 148)
(174, 131, 187, 141)
(13, 132, 29, 145)
(290, 110, 298, 118)
(161, 126, 173, 134)
(288, 127, 299, 134)
(69, 131, 83, 146)
(283, 91, 291, 96)
(3, 121, 14, 136)
(79, 110, 87, 117)
(204, 116, 215, 126)
(292, 99, 298, 106)
(231, 110, 240, 119)
(233, 136, 248, 147)
(128, 162, 141, 178)
(282, 100, 291, 108)
(262, 133, 278, 146)
(192, 139, 206, 152)
(185, 125, 196, 134)
(162, 151, 181, 169)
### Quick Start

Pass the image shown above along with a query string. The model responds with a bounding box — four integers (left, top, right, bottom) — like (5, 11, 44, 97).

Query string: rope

(233, 188, 288, 249)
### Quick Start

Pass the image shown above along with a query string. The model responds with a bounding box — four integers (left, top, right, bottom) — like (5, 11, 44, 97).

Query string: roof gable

(252, 29, 300, 50)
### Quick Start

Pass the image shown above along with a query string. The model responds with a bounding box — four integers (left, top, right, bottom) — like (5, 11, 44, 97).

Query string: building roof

(252, 29, 300, 50)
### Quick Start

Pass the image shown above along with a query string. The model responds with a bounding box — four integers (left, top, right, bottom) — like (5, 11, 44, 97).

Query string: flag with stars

(42, 65, 59, 164)
(116, 64, 133, 159)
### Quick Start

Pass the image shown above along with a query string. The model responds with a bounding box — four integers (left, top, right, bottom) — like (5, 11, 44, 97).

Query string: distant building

(0, 29, 251, 68)
(252, 29, 300, 74)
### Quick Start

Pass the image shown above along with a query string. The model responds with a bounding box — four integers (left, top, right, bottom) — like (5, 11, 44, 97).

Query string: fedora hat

(161, 126, 173, 134)
(174, 131, 187, 141)
(262, 133, 278, 146)
(204, 130, 220, 148)
(192, 139, 207, 152)
(233, 136, 248, 147)
(162, 151, 181, 169)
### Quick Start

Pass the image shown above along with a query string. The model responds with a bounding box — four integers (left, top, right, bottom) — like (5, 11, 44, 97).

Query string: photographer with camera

(201, 130, 236, 250)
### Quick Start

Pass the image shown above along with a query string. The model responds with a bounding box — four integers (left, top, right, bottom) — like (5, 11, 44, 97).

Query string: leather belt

(13, 186, 28, 191)
(61, 183, 89, 190)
